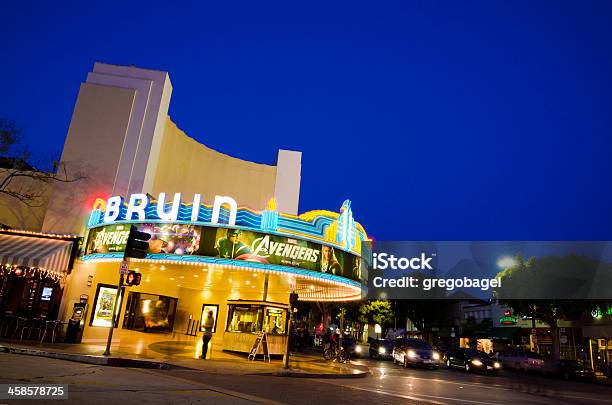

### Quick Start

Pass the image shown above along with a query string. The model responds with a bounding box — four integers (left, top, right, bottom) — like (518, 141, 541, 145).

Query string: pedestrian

(201, 310, 215, 359)
(324, 328, 332, 351)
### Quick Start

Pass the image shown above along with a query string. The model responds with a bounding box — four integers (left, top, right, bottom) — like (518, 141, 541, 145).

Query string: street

(1, 353, 611, 404)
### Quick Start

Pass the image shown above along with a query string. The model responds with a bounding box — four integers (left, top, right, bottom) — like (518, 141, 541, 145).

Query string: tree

(496, 255, 612, 360)
(392, 272, 455, 341)
(0, 118, 84, 207)
(358, 300, 394, 335)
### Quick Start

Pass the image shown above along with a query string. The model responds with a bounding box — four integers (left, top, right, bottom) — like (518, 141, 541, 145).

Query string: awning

(484, 327, 523, 340)
(0, 234, 74, 274)
(583, 325, 612, 338)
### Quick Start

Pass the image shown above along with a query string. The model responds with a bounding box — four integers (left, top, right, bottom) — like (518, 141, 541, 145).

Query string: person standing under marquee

(201, 309, 215, 359)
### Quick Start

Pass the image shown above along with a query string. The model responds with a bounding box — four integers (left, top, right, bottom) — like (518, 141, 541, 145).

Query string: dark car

(340, 336, 358, 357)
(446, 348, 501, 374)
(392, 338, 440, 369)
(541, 360, 596, 381)
(369, 339, 394, 359)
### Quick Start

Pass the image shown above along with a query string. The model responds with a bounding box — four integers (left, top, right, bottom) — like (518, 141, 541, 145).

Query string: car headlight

(493, 362, 501, 369)
(407, 350, 417, 358)
(471, 359, 483, 366)
(355, 345, 362, 353)
(378, 347, 386, 354)
(433, 352, 440, 360)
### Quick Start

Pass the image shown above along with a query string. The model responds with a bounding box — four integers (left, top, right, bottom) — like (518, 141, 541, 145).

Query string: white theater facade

(0, 63, 368, 357)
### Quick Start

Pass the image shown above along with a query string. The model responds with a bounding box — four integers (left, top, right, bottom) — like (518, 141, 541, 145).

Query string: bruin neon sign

(103, 193, 238, 225)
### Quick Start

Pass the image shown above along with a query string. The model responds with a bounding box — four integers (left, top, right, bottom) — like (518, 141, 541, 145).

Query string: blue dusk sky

(2, 1, 611, 240)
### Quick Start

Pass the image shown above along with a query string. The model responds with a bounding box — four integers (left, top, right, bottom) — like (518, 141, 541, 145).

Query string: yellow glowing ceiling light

(83, 256, 362, 300)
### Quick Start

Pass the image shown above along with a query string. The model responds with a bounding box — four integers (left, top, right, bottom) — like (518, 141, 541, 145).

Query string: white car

(392, 338, 440, 369)
(500, 349, 544, 371)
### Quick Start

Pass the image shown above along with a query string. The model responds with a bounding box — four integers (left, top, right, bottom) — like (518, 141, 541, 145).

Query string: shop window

(226, 305, 264, 333)
(226, 304, 287, 335)
(122, 292, 177, 333)
(264, 307, 286, 335)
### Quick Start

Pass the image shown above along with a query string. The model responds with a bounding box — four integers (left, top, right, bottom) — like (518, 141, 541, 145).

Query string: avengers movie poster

(139, 223, 201, 255)
(86, 224, 361, 282)
(210, 228, 362, 282)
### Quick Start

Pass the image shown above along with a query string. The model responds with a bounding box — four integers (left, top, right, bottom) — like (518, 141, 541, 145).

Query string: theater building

(0, 62, 368, 357)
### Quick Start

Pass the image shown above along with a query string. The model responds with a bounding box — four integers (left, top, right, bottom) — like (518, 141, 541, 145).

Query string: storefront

(0, 229, 80, 340)
(581, 306, 612, 376)
(69, 194, 368, 356)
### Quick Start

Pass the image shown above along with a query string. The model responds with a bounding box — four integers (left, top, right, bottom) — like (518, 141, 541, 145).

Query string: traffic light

(125, 271, 141, 286)
(289, 292, 299, 306)
(124, 225, 151, 259)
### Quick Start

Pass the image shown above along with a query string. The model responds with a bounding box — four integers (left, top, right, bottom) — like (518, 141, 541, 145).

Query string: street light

(496, 255, 516, 269)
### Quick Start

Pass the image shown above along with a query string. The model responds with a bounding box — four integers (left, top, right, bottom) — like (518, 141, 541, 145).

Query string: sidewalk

(0, 339, 369, 378)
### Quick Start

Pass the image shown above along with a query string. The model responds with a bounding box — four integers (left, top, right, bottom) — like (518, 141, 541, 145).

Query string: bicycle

(323, 344, 350, 363)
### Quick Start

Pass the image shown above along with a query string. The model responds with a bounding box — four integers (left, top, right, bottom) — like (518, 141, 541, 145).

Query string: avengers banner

(85, 224, 362, 282)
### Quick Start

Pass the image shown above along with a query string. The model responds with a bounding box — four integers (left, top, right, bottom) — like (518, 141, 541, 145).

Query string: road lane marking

(558, 394, 612, 403)
(380, 373, 612, 403)
(348, 367, 612, 405)
(329, 383, 508, 405)
(389, 374, 513, 391)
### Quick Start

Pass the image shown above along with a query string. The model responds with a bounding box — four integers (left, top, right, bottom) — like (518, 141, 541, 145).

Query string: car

(500, 349, 544, 372)
(446, 348, 501, 374)
(541, 359, 596, 381)
(369, 339, 394, 359)
(340, 336, 359, 357)
(392, 338, 440, 369)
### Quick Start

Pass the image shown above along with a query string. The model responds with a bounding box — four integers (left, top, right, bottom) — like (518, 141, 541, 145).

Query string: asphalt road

(0, 353, 611, 404)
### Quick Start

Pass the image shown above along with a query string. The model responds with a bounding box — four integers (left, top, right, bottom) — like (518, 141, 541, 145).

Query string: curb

(0, 345, 370, 378)
(0, 345, 173, 370)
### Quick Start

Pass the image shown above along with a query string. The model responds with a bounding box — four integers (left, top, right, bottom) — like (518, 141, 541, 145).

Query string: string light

(0, 264, 66, 283)
(0, 228, 80, 239)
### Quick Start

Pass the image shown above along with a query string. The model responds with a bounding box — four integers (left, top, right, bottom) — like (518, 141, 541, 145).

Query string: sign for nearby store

(591, 306, 612, 319)
(499, 309, 517, 325)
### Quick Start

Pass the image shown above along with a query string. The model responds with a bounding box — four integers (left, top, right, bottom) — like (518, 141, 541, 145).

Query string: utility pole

(103, 226, 150, 357)
(103, 263, 126, 356)
(284, 292, 298, 369)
